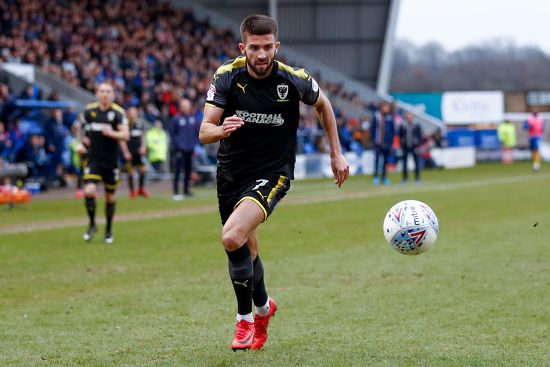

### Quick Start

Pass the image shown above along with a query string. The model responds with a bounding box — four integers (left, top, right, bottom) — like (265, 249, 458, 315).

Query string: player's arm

(200, 64, 243, 144)
(119, 140, 132, 161)
(102, 123, 129, 141)
(314, 89, 349, 187)
(102, 111, 130, 141)
(199, 105, 244, 144)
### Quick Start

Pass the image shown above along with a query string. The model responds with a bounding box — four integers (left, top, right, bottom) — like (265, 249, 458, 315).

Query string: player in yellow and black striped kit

(77, 83, 129, 244)
(199, 15, 349, 351)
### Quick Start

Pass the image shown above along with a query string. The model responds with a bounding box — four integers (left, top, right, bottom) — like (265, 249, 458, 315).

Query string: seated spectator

(44, 108, 69, 183)
(24, 134, 50, 181)
(0, 83, 15, 123)
(7, 118, 25, 163)
(417, 136, 439, 169)
(0, 122, 7, 164)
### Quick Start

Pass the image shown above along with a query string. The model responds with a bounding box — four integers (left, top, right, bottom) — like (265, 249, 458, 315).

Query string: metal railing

(33, 68, 95, 110)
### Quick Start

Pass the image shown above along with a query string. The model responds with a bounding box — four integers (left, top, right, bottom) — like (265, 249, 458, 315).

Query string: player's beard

(245, 53, 274, 77)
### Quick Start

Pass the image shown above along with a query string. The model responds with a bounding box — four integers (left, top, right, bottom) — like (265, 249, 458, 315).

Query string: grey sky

(396, 0, 550, 52)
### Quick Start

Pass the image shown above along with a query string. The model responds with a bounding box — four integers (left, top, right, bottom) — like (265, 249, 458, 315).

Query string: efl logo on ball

(383, 200, 439, 255)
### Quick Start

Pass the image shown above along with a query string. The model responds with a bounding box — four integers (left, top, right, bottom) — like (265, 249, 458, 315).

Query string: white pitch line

(289, 173, 550, 206)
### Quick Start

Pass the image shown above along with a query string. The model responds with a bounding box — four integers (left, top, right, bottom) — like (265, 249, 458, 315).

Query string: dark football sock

(138, 171, 145, 190)
(85, 196, 96, 227)
(226, 245, 253, 315)
(105, 201, 116, 232)
(252, 255, 268, 307)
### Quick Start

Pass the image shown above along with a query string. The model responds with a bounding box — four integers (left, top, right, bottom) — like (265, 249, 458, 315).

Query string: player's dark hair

(240, 14, 278, 42)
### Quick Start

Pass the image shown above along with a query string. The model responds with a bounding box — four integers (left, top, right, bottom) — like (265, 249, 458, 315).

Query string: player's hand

(124, 152, 132, 161)
(102, 125, 114, 137)
(77, 142, 87, 155)
(82, 136, 91, 146)
(220, 115, 244, 138)
(331, 153, 349, 188)
(138, 146, 146, 156)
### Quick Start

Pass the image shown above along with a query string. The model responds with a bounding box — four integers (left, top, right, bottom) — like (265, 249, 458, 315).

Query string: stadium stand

(0, 0, 443, 191)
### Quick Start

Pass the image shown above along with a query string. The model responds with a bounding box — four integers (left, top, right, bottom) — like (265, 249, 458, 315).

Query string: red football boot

(231, 319, 255, 351)
(251, 298, 277, 350)
(138, 188, 149, 198)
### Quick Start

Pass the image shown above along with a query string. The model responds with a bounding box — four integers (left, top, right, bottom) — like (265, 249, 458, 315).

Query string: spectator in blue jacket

(369, 102, 395, 185)
(170, 98, 200, 200)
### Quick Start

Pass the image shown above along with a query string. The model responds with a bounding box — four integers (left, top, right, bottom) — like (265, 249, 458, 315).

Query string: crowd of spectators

(0, 0, 441, 189)
(0, 81, 78, 187)
(0, 0, 237, 126)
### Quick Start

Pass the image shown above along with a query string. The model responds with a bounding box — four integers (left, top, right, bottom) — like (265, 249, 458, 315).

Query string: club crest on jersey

(277, 84, 289, 101)
(107, 111, 116, 121)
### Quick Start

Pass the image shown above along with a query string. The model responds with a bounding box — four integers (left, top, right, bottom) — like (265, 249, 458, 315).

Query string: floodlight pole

(377, 0, 401, 97)
(269, 0, 278, 23)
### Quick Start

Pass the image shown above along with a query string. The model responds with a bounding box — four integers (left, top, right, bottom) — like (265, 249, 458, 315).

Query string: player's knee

(222, 227, 245, 251)
(84, 185, 96, 196)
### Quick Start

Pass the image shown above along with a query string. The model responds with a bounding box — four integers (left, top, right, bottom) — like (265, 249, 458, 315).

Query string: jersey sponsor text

(235, 110, 285, 126)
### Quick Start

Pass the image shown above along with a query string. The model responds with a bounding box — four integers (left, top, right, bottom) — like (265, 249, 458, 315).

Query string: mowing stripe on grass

(1, 173, 548, 235)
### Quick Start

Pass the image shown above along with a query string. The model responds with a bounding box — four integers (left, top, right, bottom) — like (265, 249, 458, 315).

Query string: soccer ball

(383, 200, 439, 255)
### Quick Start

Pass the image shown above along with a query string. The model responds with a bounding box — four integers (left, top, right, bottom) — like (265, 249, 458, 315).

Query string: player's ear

(239, 43, 245, 55)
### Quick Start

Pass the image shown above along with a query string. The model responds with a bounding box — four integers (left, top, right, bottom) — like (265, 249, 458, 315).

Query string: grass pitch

(0, 163, 549, 366)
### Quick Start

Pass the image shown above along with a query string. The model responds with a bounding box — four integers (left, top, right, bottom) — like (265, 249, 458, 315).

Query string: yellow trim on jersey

(86, 102, 99, 109)
(235, 196, 268, 221)
(267, 175, 286, 204)
(276, 61, 309, 80)
(111, 103, 126, 114)
(215, 56, 246, 75)
(205, 102, 218, 108)
(83, 174, 103, 181)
